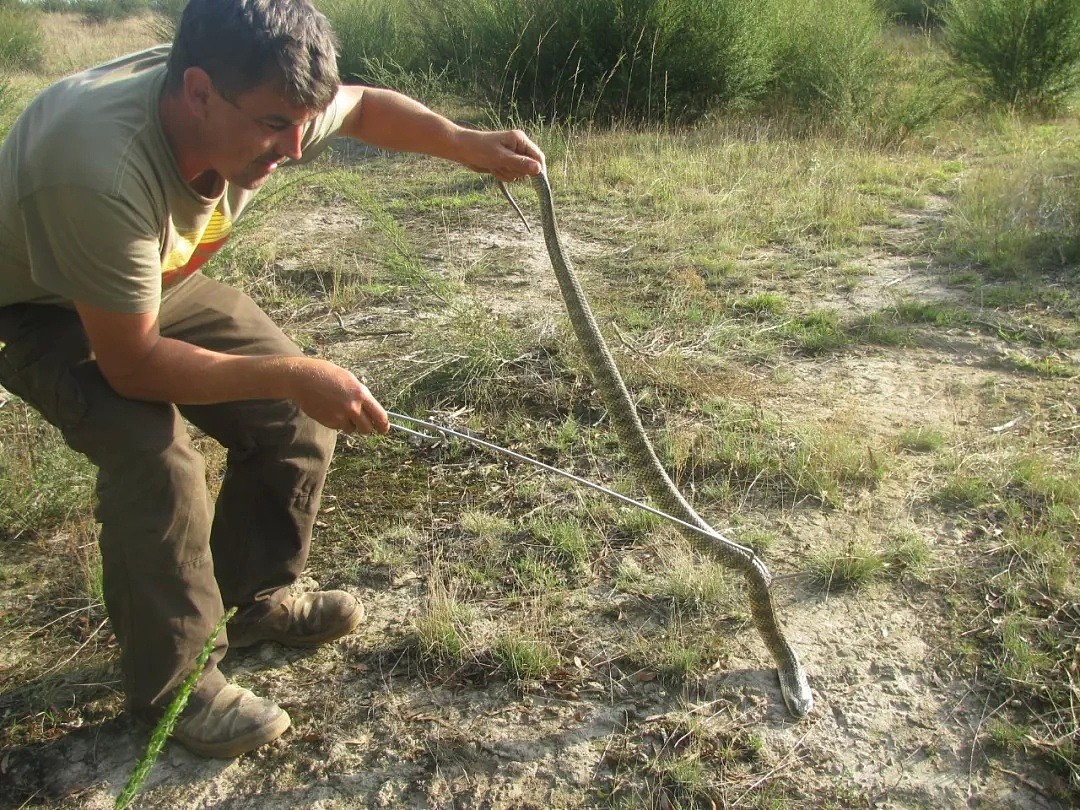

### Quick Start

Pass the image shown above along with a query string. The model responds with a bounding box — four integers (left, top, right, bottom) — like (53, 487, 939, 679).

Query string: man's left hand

(457, 129, 545, 182)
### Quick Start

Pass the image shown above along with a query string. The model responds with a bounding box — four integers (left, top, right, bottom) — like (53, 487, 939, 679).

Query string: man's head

(163, 0, 340, 189)
(166, 0, 339, 111)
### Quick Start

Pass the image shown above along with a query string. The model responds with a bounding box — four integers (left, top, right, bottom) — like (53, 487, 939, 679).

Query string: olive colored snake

(504, 171, 813, 717)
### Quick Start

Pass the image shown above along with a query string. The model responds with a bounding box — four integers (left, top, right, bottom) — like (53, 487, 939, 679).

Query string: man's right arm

(75, 301, 388, 435)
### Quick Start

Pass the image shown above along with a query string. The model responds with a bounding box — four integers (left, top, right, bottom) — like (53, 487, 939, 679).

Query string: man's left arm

(335, 85, 544, 181)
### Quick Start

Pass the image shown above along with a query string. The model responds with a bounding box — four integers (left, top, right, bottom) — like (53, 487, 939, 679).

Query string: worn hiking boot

(172, 683, 290, 758)
(226, 590, 365, 649)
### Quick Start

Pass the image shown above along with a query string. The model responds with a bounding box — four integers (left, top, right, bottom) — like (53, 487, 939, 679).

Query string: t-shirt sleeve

(290, 91, 354, 166)
(20, 186, 163, 314)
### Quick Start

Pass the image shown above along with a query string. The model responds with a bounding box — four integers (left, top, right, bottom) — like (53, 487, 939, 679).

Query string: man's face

(202, 79, 320, 190)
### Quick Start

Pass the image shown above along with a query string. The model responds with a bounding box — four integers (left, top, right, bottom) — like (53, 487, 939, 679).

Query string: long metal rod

(387, 410, 753, 554)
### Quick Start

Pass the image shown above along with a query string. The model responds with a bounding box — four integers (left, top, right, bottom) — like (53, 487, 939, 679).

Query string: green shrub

(0, 4, 44, 72)
(406, 0, 775, 123)
(317, 0, 418, 86)
(883, 0, 944, 27)
(770, 0, 886, 118)
(76, 0, 153, 24)
(943, 0, 1080, 112)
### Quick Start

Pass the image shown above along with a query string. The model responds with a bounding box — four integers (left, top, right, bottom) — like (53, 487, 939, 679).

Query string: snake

(499, 170, 814, 718)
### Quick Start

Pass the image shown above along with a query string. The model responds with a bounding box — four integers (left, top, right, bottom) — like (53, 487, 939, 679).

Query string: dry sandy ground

(1, 168, 1074, 810)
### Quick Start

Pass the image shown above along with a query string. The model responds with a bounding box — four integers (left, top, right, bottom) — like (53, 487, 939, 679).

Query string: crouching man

(0, 0, 544, 757)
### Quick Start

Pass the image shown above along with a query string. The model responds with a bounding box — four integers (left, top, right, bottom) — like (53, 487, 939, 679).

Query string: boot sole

(173, 708, 292, 758)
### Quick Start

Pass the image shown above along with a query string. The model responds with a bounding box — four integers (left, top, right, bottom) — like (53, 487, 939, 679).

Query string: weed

(0, 407, 96, 540)
(941, 126, 1080, 278)
(412, 575, 475, 665)
(527, 514, 597, 578)
(896, 426, 946, 453)
(492, 630, 558, 681)
(115, 607, 236, 810)
(810, 540, 886, 592)
(882, 532, 932, 579)
(998, 351, 1077, 379)
(655, 550, 739, 614)
(460, 509, 514, 539)
(771, 0, 886, 119)
(782, 310, 850, 354)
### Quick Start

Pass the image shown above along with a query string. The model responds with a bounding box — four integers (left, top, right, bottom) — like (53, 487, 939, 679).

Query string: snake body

(522, 170, 813, 717)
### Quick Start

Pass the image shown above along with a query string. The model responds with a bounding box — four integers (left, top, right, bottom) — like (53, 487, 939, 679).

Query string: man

(0, 0, 544, 758)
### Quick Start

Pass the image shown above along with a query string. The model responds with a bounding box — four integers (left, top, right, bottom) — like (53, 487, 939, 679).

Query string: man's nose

(277, 124, 303, 161)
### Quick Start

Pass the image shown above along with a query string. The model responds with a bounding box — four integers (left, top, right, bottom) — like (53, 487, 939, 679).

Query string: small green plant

(884, 0, 945, 27)
(459, 509, 514, 539)
(896, 426, 946, 453)
(783, 309, 850, 354)
(0, 412, 96, 539)
(634, 630, 728, 685)
(493, 631, 558, 681)
(115, 607, 236, 810)
(656, 551, 738, 613)
(882, 532, 932, 578)
(942, 130, 1080, 278)
(999, 351, 1077, 378)
(729, 292, 786, 318)
(412, 578, 474, 664)
(943, 0, 1080, 112)
(933, 456, 995, 509)
(809, 541, 885, 591)
(528, 515, 596, 577)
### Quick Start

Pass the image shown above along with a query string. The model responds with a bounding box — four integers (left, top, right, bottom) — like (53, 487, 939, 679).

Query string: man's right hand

(286, 358, 389, 435)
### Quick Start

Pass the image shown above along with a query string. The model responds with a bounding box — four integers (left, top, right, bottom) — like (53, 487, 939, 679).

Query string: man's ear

(182, 67, 214, 120)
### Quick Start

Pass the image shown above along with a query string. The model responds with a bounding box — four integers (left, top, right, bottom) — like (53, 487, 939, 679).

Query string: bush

(405, 0, 775, 123)
(882, 0, 944, 27)
(943, 0, 1080, 112)
(316, 0, 418, 86)
(0, 4, 44, 72)
(770, 0, 886, 118)
(33, 0, 153, 21)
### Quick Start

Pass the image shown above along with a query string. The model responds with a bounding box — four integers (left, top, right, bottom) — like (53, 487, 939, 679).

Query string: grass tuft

(809, 540, 886, 592)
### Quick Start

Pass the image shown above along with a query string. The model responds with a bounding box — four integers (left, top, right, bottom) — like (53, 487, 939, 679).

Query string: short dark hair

(166, 0, 339, 110)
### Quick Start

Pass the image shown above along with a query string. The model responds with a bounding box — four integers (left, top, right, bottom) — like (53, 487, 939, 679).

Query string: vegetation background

(0, 1, 1078, 808)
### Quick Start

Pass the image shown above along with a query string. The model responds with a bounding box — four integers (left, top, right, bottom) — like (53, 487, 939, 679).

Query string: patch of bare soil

(1, 197, 1070, 810)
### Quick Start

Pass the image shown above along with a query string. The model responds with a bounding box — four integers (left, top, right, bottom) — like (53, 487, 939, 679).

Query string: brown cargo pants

(0, 275, 338, 722)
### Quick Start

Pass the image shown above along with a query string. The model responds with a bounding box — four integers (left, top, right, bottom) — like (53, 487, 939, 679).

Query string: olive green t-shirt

(0, 46, 349, 313)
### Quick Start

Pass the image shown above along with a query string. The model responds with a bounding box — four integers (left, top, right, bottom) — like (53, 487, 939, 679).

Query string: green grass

(809, 540, 886, 592)
(0, 407, 96, 539)
(0, 4, 44, 71)
(896, 426, 946, 453)
(412, 577, 475, 665)
(492, 630, 559, 681)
